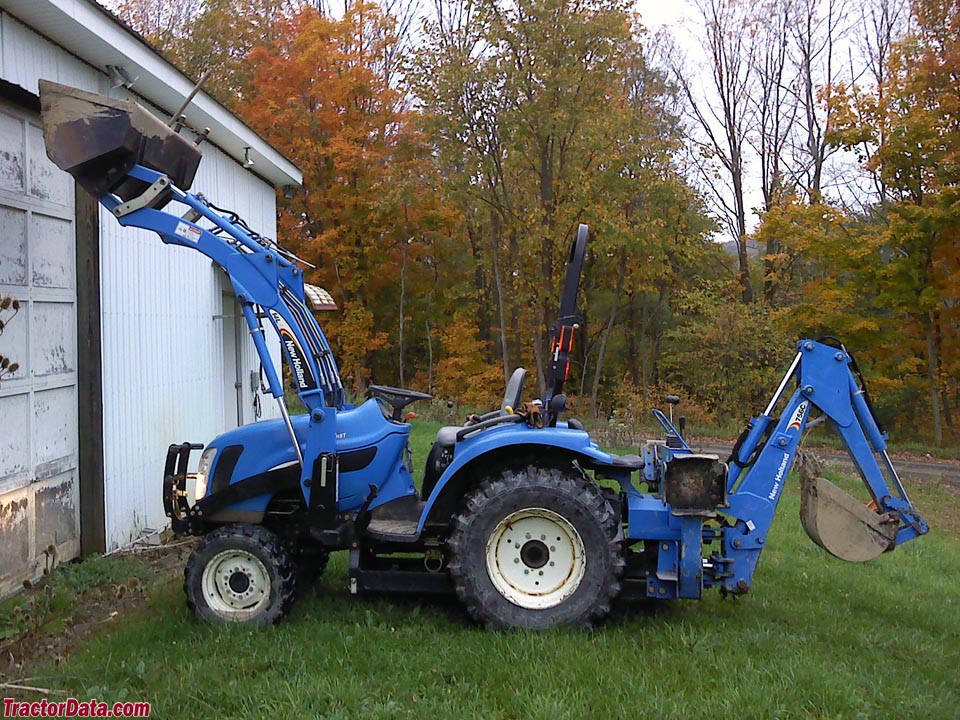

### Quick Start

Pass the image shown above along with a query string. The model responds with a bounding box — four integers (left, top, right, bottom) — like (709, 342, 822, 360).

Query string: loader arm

(104, 166, 346, 416)
(38, 79, 344, 469)
(718, 339, 928, 594)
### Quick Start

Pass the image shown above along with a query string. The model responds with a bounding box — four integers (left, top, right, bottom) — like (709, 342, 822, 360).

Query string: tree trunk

(926, 315, 943, 447)
(538, 138, 556, 398)
(466, 220, 490, 344)
(579, 344, 590, 401)
(640, 296, 649, 408)
(533, 332, 546, 400)
(626, 291, 639, 386)
(649, 287, 667, 389)
(590, 255, 625, 419)
(398, 240, 406, 386)
(934, 312, 952, 430)
(508, 229, 522, 373)
(491, 211, 510, 384)
(764, 234, 780, 304)
(425, 317, 434, 395)
(731, 156, 753, 304)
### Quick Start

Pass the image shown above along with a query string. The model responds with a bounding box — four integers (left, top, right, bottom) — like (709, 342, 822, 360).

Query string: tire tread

(447, 466, 624, 629)
(184, 523, 296, 625)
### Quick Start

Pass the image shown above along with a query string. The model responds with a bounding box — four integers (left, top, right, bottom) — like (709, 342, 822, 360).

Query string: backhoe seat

(436, 368, 528, 447)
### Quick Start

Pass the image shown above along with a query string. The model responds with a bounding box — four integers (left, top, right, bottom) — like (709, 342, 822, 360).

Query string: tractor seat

(436, 425, 460, 446)
(436, 368, 527, 447)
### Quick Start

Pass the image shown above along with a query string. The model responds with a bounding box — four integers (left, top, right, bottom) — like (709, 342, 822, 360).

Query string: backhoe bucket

(38, 80, 201, 205)
(800, 473, 898, 562)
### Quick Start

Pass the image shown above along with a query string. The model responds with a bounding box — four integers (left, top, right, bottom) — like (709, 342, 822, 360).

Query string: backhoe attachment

(723, 340, 927, 595)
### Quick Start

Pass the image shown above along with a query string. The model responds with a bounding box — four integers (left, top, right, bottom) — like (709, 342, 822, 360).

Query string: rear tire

(184, 524, 296, 625)
(447, 466, 623, 629)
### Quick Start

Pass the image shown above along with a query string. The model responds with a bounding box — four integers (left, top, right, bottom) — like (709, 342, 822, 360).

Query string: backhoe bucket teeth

(800, 474, 898, 562)
(38, 80, 200, 204)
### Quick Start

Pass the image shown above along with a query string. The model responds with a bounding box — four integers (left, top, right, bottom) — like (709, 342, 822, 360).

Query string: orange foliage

(432, 315, 503, 407)
(240, 4, 456, 390)
(799, 0, 960, 442)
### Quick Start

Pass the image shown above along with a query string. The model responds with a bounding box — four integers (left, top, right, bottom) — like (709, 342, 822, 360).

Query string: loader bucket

(38, 80, 201, 205)
(800, 473, 898, 562)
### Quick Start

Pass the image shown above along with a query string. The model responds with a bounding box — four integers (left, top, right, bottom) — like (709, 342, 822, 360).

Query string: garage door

(0, 97, 79, 595)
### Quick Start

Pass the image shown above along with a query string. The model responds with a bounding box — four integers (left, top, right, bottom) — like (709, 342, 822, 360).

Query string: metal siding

(99, 208, 217, 546)
(0, 98, 78, 596)
(0, 12, 94, 91)
(0, 8, 284, 553)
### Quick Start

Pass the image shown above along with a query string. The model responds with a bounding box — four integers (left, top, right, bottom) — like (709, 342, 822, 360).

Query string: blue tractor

(40, 81, 928, 628)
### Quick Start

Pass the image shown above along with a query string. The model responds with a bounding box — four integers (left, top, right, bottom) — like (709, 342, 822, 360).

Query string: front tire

(184, 524, 296, 625)
(447, 467, 623, 629)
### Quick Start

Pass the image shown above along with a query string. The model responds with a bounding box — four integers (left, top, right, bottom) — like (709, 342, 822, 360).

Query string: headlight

(194, 447, 217, 503)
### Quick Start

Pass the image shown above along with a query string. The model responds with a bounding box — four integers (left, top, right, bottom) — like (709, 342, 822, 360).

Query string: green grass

(0, 553, 162, 642)
(11, 421, 960, 720)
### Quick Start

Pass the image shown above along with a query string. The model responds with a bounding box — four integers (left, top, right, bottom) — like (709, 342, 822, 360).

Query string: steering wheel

(368, 385, 432, 421)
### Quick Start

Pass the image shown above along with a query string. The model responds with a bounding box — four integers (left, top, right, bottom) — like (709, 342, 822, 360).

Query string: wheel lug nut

(514, 558, 520, 563)
(550, 546, 556, 552)
(525, 533, 531, 539)
(540, 535, 546, 540)
(524, 569, 529, 574)
(549, 561, 555, 566)
(538, 571, 544, 576)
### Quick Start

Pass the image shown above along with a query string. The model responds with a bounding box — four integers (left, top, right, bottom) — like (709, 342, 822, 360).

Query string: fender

(416, 423, 617, 532)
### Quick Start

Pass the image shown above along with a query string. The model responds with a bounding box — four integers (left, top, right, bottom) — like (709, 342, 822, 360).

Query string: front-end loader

(40, 81, 928, 628)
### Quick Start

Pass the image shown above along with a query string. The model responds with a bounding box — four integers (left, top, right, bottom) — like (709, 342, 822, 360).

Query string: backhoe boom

(717, 340, 928, 594)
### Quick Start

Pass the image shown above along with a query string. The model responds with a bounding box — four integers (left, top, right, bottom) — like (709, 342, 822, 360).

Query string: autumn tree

(749, 0, 798, 305)
(846, 0, 911, 207)
(580, 53, 717, 416)
(108, 0, 203, 47)
(242, 4, 456, 393)
(433, 314, 504, 406)
(417, 0, 712, 412)
(810, 0, 960, 444)
(111, 0, 301, 108)
(668, 0, 869, 308)
(790, 0, 848, 203)
(662, 283, 792, 420)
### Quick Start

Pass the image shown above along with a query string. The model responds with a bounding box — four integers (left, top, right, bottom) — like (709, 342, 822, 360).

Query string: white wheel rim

(485, 508, 586, 609)
(201, 549, 271, 621)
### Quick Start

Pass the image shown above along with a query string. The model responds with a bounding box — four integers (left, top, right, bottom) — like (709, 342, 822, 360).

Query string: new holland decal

(768, 452, 790, 501)
(270, 310, 318, 391)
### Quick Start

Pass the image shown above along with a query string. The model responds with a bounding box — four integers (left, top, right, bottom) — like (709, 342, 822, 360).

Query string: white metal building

(0, 0, 300, 595)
